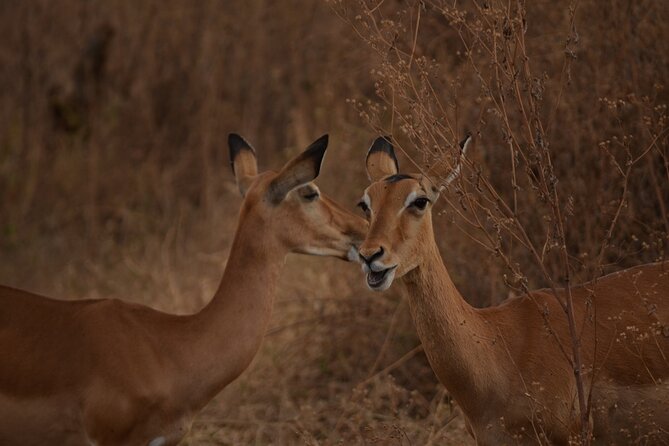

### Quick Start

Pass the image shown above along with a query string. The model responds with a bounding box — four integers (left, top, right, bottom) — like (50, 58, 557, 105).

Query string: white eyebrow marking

(292, 183, 320, 199)
(401, 191, 418, 215)
(300, 184, 320, 195)
(363, 192, 371, 209)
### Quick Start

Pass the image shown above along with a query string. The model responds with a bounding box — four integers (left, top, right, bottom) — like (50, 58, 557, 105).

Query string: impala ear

(366, 136, 398, 181)
(267, 134, 328, 204)
(229, 133, 258, 196)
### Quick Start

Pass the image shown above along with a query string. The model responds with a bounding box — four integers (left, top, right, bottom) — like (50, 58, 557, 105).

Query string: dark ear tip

(305, 134, 329, 177)
(228, 133, 255, 155)
(368, 135, 392, 154)
(367, 135, 399, 172)
(306, 134, 329, 159)
(306, 134, 329, 153)
(228, 133, 242, 143)
(314, 134, 329, 147)
(228, 133, 256, 174)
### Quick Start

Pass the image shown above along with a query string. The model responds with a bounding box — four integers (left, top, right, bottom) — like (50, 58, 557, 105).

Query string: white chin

(366, 268, 396, 291)
(347, 246, 360, 263)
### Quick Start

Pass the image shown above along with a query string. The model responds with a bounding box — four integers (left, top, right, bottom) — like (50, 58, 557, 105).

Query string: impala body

(356, 136, 669, 445)
(0, 134, 367, 446)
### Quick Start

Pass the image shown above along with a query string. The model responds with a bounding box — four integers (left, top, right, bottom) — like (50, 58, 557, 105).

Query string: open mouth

(366, 266, 397, 289)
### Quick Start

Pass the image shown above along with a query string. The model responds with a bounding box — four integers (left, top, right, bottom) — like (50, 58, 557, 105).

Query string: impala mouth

(366, 266, 397, 290)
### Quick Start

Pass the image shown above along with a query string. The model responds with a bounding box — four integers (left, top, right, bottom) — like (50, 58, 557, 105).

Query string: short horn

(442, 134, 472, 187)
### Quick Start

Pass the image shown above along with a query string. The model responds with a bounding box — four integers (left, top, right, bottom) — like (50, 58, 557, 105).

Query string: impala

(0, 134, 367, 446)
(356, 136, 669, 445)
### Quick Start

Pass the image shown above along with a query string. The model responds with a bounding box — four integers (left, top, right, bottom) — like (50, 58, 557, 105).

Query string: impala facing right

(356, 136, 669, 445)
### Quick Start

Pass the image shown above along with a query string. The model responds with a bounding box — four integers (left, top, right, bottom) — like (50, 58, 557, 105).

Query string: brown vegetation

(1, 0, 667, 444)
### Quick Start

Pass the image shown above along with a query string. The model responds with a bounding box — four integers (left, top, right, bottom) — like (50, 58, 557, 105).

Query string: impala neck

(401, 227, 506, 418)
(176, 206, 285, 411)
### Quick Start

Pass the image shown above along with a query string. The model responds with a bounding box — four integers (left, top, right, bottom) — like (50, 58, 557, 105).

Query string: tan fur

(359, 160, 669, 445)
(0, 143, 367, 446)
(366, 150, 399, 182)
(231, 150, 257, 195)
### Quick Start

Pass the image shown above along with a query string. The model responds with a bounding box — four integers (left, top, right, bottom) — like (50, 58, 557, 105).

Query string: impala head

(229, 133, 367, 260)
(357, 136, 472, 290)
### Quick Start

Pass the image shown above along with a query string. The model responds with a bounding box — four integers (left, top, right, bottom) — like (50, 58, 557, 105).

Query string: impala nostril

(360, 246, 385, 265)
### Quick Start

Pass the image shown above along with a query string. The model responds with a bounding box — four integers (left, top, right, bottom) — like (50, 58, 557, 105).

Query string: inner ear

(366, 136, 399, 181)
(229, 133, 258, 196)
(267, 135, 328, 204)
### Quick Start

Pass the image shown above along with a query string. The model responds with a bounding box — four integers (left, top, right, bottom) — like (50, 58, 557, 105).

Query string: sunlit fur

(358, 144, 669, 445)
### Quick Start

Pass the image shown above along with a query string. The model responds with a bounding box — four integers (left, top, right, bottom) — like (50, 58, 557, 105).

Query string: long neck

(170, 207, 285, 411)
(401, 230, 507, 418)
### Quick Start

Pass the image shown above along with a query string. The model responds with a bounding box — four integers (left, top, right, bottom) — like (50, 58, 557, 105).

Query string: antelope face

(357, 174, 437, 290)
(357, 136, 470, 290)
(229, 134, 368, 261)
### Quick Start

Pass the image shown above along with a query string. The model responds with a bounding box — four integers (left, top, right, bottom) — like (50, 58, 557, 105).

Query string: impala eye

(302, 192, 319, 202)
(410, 197, 430, 210)
(357, 201, 370, 214)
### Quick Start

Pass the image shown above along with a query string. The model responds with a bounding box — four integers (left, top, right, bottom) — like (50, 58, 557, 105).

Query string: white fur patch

(303, 246, 337, 257)
(401, 191, 418, 214)
(362, 192, 371, 210)
(149, 437, 166, 446)
(347, 246, 360, 262)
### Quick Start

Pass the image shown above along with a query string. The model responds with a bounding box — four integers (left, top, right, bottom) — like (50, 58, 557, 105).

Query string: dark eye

(410, 197, 430, 210)
(303, 192, 319, 202)
(357, 201, 370, 214)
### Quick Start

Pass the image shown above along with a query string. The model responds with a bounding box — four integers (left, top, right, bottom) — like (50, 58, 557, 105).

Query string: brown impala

(356, 136, 668, 445)
(0, 134, 367, 445)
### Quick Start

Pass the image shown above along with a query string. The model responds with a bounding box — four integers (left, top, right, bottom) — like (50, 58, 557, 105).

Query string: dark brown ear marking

(300, 134, 328, 178)
(228, 133, 256, 174)
(366, 135, 400, 181)
(267, 134, 329, 204)
(367, 136, 398, 173)
(384, 173, 413, 183)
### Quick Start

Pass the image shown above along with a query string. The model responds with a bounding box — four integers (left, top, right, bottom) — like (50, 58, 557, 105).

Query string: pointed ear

(267, 134, 328, 204)
(229, 133, 258, 196)
(366, 136, 398, 181)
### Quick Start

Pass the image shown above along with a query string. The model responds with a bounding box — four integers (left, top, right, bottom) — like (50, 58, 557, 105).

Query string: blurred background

(0, 0, 667, 444)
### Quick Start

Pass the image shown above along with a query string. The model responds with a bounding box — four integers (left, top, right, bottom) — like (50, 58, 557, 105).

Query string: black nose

(359, 247, 384, 265)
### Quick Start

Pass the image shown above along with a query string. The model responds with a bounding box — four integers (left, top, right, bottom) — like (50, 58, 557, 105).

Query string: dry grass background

(0, 0, 667, 444)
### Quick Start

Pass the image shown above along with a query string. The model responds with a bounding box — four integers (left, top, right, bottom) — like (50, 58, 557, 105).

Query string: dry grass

(0, 0, 667, 444)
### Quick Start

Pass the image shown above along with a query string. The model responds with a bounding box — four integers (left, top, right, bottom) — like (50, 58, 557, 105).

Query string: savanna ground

(0, 0, 667, 444)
